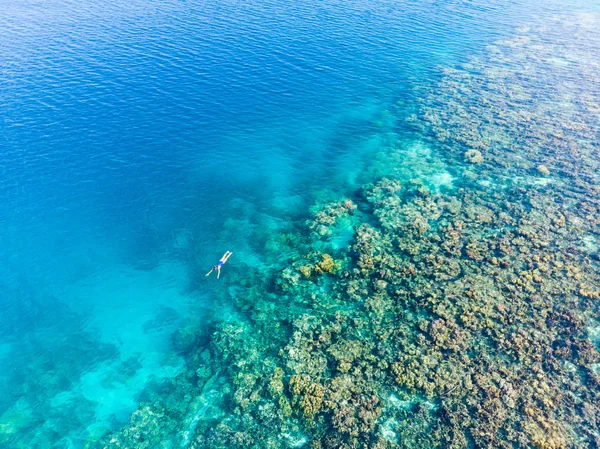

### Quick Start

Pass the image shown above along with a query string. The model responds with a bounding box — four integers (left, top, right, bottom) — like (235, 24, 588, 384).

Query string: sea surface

(1, 0, 599, 447)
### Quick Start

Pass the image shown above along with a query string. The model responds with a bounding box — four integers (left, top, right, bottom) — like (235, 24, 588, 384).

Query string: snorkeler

(205, 251, 233, 279)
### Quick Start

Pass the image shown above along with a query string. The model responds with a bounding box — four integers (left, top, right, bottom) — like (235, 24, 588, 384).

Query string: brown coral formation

(308, 199, 357, 238)
(314, 254, 335, 274)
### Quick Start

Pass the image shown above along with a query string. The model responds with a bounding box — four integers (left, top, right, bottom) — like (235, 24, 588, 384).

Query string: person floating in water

(206, 251, 233, 279)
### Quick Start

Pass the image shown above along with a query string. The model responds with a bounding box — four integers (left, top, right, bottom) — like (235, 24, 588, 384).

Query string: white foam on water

(582, 235, 598, 253)
(546, 56, 571, 66)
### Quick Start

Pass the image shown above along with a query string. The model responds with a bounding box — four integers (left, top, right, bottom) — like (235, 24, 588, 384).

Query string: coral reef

(307, 200, 357, 238)
(87, 12, 600, 449)
(464, 150, 484, 164)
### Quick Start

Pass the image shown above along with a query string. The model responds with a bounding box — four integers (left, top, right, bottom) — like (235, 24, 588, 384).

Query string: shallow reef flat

(415, 12, 600, 201)
(87, 13, 600, 449)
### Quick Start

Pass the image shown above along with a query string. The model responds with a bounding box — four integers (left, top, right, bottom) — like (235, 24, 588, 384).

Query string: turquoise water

(1, 0, 599, 447)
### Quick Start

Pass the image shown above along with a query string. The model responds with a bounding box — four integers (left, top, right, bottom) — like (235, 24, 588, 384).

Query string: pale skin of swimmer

(206, 251, 233, 279)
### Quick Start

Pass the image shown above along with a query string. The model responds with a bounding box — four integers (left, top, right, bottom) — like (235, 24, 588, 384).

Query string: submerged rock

(537, 164, 551, 176)
(464, 149, 484, 163)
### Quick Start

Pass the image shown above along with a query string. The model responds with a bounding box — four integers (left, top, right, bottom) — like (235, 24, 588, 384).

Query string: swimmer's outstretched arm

(217, 267, 221, 279)
(205, 268, 214, 276)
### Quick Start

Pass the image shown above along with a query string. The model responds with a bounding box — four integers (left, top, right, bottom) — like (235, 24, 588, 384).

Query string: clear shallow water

(0, 0, 599, 447)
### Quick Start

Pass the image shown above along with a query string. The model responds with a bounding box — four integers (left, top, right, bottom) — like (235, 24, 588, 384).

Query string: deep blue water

(0, 0, 597, 446)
